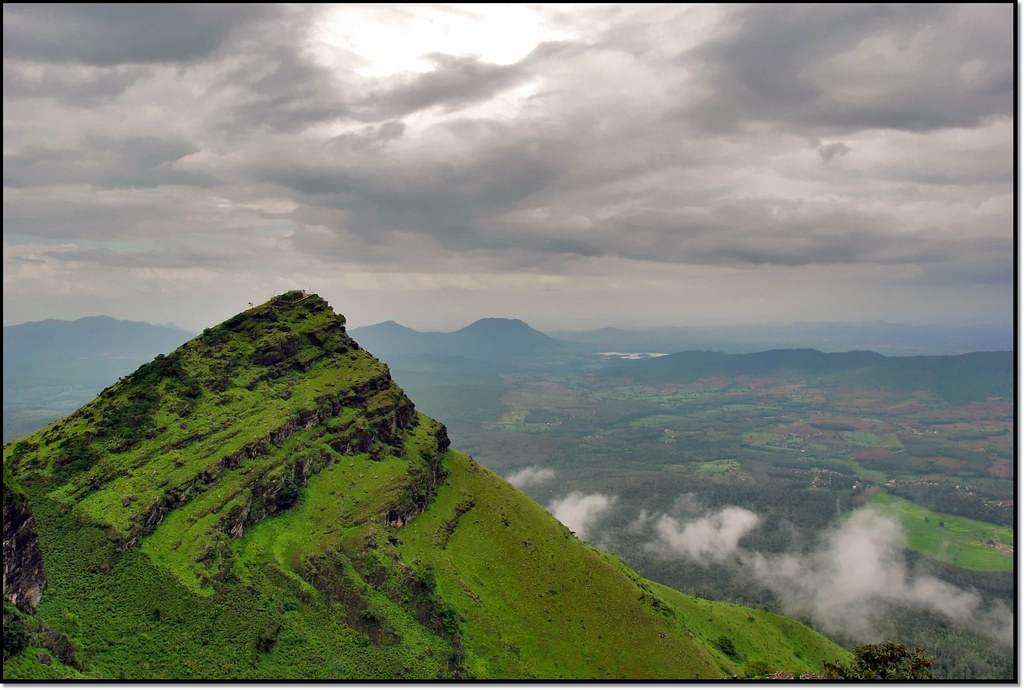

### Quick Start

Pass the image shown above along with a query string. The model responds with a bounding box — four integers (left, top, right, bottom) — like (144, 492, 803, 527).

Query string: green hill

(3, 292, 848, 679)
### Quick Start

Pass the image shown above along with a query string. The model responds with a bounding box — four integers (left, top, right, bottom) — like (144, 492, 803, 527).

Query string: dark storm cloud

(3, 62, 148, 105)
(899, 253, 1014, 287)
(214, 40, 577, 134)
(357, 53, 528, 120)
(215, 44, 353, 133)
(4, 134, 208, 189)
(817, 142, 851, 163)
(44, 246, 226, 270)
(264, 121, 565, 212)
(3, 192, 171, 240)
(484, 196, 955, 268)
(234, 109, 996, 271)
(682, 4, 1013, 133)
(3, 4, 276, 65)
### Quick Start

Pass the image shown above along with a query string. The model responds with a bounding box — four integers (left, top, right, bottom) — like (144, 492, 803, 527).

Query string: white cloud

(506, 465, 556, 488)
(639, 502, 1012, 647)
(741, 508, 1012, 646)
(547, 491, 616, 540)
(646, 506, 760, 562)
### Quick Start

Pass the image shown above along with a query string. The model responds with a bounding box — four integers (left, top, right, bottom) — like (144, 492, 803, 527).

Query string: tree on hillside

(824, 641, 934, 680)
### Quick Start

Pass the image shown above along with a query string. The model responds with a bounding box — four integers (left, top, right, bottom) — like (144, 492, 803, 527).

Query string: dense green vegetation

(824, 641, 934, 680)
(2, 293, 850, 680)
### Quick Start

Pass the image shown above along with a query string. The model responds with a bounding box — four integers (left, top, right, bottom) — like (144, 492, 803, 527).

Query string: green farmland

(870, 493, 1013, 572)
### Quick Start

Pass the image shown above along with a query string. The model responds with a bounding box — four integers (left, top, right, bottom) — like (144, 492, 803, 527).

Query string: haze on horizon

(2, 4, 1014, 333)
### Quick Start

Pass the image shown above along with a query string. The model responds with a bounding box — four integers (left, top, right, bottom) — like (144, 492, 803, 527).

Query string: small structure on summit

(275, 290, 310, 304)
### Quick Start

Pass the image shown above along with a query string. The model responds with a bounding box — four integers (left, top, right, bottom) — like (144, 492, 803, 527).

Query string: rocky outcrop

(3, 479, 47, 611)
(382, 422, 451, 529)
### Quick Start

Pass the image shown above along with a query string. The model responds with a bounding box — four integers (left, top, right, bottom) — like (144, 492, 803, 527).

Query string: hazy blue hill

(731, 349, 885, 374)
(841, 351, 1013, 404)
(606, 348, 1011, 403)
(347, 321, 427, 358)
(351, 317, 562, 364)
(447, 318, 559, 357)
(4, 316, 192, 384)
(3, 316, 192, 441)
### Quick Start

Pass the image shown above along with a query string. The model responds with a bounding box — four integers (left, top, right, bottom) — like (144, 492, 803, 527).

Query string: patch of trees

(824, 641, 933, 680)
(811, 421, 857, 431)
(892, 482, 1011, 526)
(55, 434, 99, 473)
(713, 635, 741, 661)
(2, 603, 30, 660)
(274, 478, 301, 512)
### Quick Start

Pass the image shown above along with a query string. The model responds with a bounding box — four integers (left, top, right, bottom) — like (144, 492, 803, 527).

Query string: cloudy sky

(3, 4, 1014, 331)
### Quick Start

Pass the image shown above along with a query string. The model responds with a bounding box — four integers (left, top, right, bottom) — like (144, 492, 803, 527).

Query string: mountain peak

(10, 291, 446, 550)
(457, 317, 537, 333)
(358, 319, 420, 335)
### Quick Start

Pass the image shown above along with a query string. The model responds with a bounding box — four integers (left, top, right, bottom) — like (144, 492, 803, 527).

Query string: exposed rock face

(382, 423, 451, 529)
(3, 481, 47, 611)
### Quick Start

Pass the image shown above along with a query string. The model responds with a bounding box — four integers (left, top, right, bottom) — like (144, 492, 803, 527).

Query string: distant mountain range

(3, 313, 1012, 441)
(351, 319, 1010, 360)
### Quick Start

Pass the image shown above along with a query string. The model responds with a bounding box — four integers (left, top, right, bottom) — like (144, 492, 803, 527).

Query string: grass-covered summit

(3, 292, 848, 679)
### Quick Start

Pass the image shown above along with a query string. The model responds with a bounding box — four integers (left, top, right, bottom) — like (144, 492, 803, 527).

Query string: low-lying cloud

(646, 507, 760, 562)
(638, 502, 1011, 647)
(547, 491, 616, 540)
(741, 508, 1012, 647)
(506, 465, 556, 488)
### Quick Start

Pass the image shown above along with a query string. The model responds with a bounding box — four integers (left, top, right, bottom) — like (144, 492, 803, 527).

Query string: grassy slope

(4, 293, 850, 679)
(400, 451, 848, 679)
(870, 493, 1013, 572)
